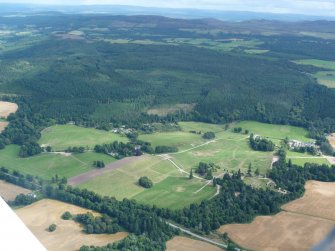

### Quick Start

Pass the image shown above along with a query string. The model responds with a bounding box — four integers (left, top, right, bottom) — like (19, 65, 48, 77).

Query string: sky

(1, 0, 335, 16)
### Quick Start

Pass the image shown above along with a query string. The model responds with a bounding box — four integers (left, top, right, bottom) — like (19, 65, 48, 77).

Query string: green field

(286, 151, 330, 166)
(139, 131, 207, 151)
(235, 121, 311, 143)
(38, 124, 127, 151)
(313, 71, 335, 88)
(293, 59, 335, 71)
(78, 154, 215, 209)
(0, 145, 116, 179)
(132, 177, 216, 209)
(293, 60, 335, 88)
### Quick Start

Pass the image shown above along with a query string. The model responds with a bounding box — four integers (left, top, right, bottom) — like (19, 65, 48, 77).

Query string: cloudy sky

(1, 0, 335, 16)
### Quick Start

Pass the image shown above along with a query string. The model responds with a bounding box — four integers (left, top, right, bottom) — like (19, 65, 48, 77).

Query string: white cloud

(1, 0, 335, 16)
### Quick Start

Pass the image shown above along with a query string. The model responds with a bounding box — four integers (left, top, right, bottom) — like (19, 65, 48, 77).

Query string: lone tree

(138, 176, 153, 188)
(203, 131, 215, 140)
(48, 224, 57, 232)
(61, 211, 72, 220)
(189, 169, 193, 179)
(247, 163, 252, 177)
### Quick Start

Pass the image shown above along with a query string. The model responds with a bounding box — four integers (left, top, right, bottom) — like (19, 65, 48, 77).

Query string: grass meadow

(38, 124, 127, 151)
(0, 145, 116, 179)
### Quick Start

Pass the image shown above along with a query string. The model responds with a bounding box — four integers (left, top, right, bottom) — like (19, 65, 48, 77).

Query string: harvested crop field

(167, 236, 222, 251)
(283, 181, 335, 220)
(0, 121, 8, 132)
(0, 180, 31, 201)
(219, 181, 335, 251)
(16, 199, 128, 251)
(0, 101, 18, 118)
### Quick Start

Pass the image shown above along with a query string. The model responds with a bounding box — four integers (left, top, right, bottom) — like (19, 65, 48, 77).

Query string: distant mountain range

(0, 3, 334, 21)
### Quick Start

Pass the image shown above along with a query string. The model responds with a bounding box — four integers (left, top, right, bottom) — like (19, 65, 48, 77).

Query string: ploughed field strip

(68, 155, 142, 186)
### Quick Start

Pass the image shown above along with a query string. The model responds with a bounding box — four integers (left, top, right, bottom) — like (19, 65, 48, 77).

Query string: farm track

(68, 156, 144, 186)
(167, 222, 228, 250)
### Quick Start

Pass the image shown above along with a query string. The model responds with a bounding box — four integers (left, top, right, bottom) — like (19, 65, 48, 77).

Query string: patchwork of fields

(0, 120, 331, 209)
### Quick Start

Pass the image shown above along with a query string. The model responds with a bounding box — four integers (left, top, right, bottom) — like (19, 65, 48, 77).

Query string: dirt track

(68, 155, 145, 186)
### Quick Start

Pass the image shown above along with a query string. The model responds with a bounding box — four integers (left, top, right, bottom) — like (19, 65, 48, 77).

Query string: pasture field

(0, 145, 116, 179)
(293, 60, 335, 88)
(293, 59, 335, 71)
(16, 199, 128, 251)
(167, 236, 222, 251)
(0, 180, 31, 201)
(219, 181, 335, 251)
(163, 37, 263, 52)
(132, 177, 216, 209)
(139, 131, 207, 151)
(147, 103, 195, 117)
(314, 71, 335, 88)
(0, 101, 18, 118)
(244, 49, 269, 54)
(235, 121, 311, 142)
(78, 154, 215, 209)
(286, 151, 330, 166)
(38, 124, 127, 151)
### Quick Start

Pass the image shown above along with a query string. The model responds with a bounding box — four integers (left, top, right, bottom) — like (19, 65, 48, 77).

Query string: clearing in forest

(0, 101, 18, 118)
(219, 181, 335, 251)
(0, 180, 31, 201)
(167, 236, 222, 251)
(38, 124, 127, 151)
(16, 199, 128, 251)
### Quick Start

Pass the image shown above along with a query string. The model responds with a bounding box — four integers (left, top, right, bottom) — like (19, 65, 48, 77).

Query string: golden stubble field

(167, 236, 222, 251)
(220, 181, 335, 251)
(0, 101, 18, 118)
(0, 180, 31, 201)
(16, 199, 128, 251)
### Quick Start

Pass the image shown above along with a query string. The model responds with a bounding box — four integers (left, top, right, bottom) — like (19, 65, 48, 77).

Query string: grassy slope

(0, 145, 116, 179)
(139, 131, 206, 151)
(38, 125, 127, 151)
(78, 154, 216, 209)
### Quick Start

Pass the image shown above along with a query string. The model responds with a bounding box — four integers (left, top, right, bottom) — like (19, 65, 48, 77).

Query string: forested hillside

(1, 14, 335, 139)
